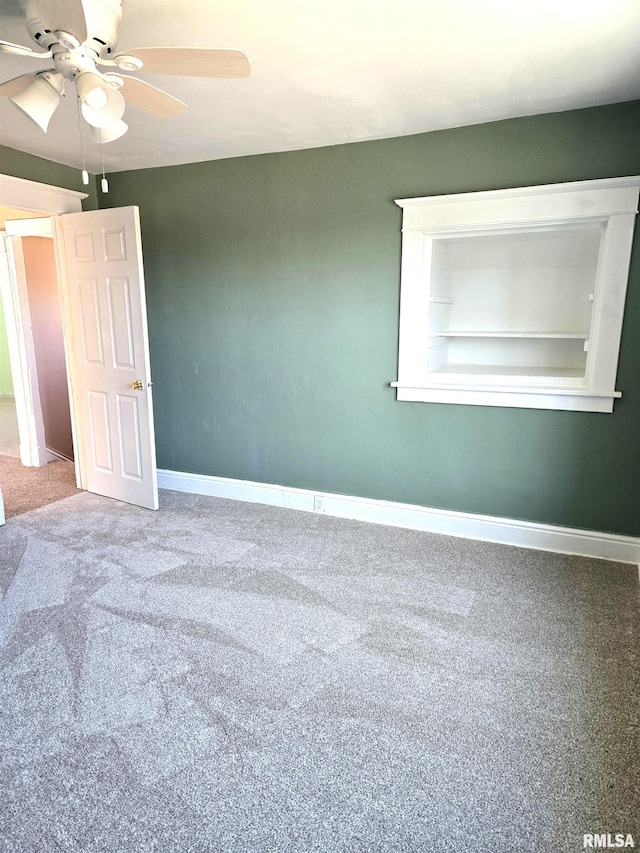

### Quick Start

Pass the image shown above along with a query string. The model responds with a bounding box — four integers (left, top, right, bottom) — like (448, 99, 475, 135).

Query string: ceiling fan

(0, 0, 250, 147)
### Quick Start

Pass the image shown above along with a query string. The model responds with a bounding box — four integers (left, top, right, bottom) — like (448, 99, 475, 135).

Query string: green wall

(0, 144, 99, 209)
(104, 103, 640, 534)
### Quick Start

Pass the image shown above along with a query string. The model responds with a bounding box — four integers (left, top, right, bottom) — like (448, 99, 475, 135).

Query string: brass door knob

(129, 380, 144, 391)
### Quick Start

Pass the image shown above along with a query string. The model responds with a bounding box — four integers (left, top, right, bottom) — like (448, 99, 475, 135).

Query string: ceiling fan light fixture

(75, 71, 104, 100)
(76, 71, 125, 128)
(90, 118, 128, 143)
(2, 1, 252, 160)
(85, 87, 108, 110)
(9, 70, 64, 132)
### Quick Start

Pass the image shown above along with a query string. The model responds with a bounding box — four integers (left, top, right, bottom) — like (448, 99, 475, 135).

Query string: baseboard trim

(157, 469, 640, 567)
(45, 446, 73, 463)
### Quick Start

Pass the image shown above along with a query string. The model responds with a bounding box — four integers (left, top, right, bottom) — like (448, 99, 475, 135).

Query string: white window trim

(392, 176, 640, 413)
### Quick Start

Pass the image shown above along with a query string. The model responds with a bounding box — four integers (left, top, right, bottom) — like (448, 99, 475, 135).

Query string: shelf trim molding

(438, 331, 589, 339)
(396, 175, 640, 228)
(157, 468, 640, 568)
(391, 381, 621, 398)
(392, 384, 620, 412)
(394, 175, 640, 412)
(396, 175, 640, 203)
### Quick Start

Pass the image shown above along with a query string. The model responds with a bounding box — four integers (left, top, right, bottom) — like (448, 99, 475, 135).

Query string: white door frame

(1, 225, 53, 467)
(0, 174, 87, 480)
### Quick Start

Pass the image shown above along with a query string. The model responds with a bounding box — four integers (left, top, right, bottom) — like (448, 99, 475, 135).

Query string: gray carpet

(1, 490, 638, 852)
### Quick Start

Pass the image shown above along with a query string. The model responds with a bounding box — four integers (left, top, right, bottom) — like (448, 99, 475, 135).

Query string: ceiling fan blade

(119, 76, 188, 118)
(0, 43, 52, 58)
(119, 48, 251, 79)
(20, 0, 88, 43)
(0, 39, 32, 54)
(0, 71, 40, 97)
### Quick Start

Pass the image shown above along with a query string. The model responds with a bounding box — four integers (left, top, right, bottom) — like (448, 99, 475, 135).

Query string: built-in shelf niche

(392, 177, 640, 412)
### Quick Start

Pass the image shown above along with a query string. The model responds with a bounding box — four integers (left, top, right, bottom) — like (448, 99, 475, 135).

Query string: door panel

(79, 278, 104, 364)
(88, 390, 112, 471)
(58, 206, 158, 510)
(108, 278, 136, 368)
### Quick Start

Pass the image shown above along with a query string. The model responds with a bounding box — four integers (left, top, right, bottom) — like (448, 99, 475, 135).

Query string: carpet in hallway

(0, 454, 79, 518)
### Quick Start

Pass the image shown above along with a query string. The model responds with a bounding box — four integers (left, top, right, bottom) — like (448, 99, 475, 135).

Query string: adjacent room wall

(0, 293, 13, 395)
(100, 101, 640, 537)
(22, 236, 73, 461)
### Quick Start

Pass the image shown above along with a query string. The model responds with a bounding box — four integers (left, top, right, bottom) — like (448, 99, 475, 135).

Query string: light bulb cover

(85, 87, 108, 110)
(9, 71, 63, 132)
(76, 71, 125, 128)
(75, 71, 104, 101)
(101, 177, 109, 193)
(90, 119, 128, 144)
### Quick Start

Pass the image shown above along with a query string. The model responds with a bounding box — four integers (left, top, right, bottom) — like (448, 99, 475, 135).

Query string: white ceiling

(1, 0, 639, 175)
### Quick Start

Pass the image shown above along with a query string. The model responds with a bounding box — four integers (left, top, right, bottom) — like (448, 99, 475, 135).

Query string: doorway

(0, 205, 79, 519)
(0, 174, 159, 515)
(1, 211, 73, 466)
(4, 219, 74, 461)
(0, 174, 87, 483)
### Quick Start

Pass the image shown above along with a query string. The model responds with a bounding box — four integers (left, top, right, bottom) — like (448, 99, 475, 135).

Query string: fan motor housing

(19, 0, 123, 58)
(52, 46, 101, 79)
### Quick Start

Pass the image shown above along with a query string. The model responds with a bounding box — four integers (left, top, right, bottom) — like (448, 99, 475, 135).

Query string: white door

(55, 206, 158, 510)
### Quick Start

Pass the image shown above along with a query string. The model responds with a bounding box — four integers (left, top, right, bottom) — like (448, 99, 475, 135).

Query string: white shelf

(393, 176, 640, 412)
(437, 331, 589, 340)
(431, 364, 586, 379)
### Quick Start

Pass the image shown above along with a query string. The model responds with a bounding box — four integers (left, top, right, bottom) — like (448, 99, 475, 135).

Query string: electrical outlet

(314, 495, 325, 513)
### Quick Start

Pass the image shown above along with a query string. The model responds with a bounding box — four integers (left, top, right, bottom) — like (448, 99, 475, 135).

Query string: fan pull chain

(76, 95, 89, 185)
(99, 129, 109, 193)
